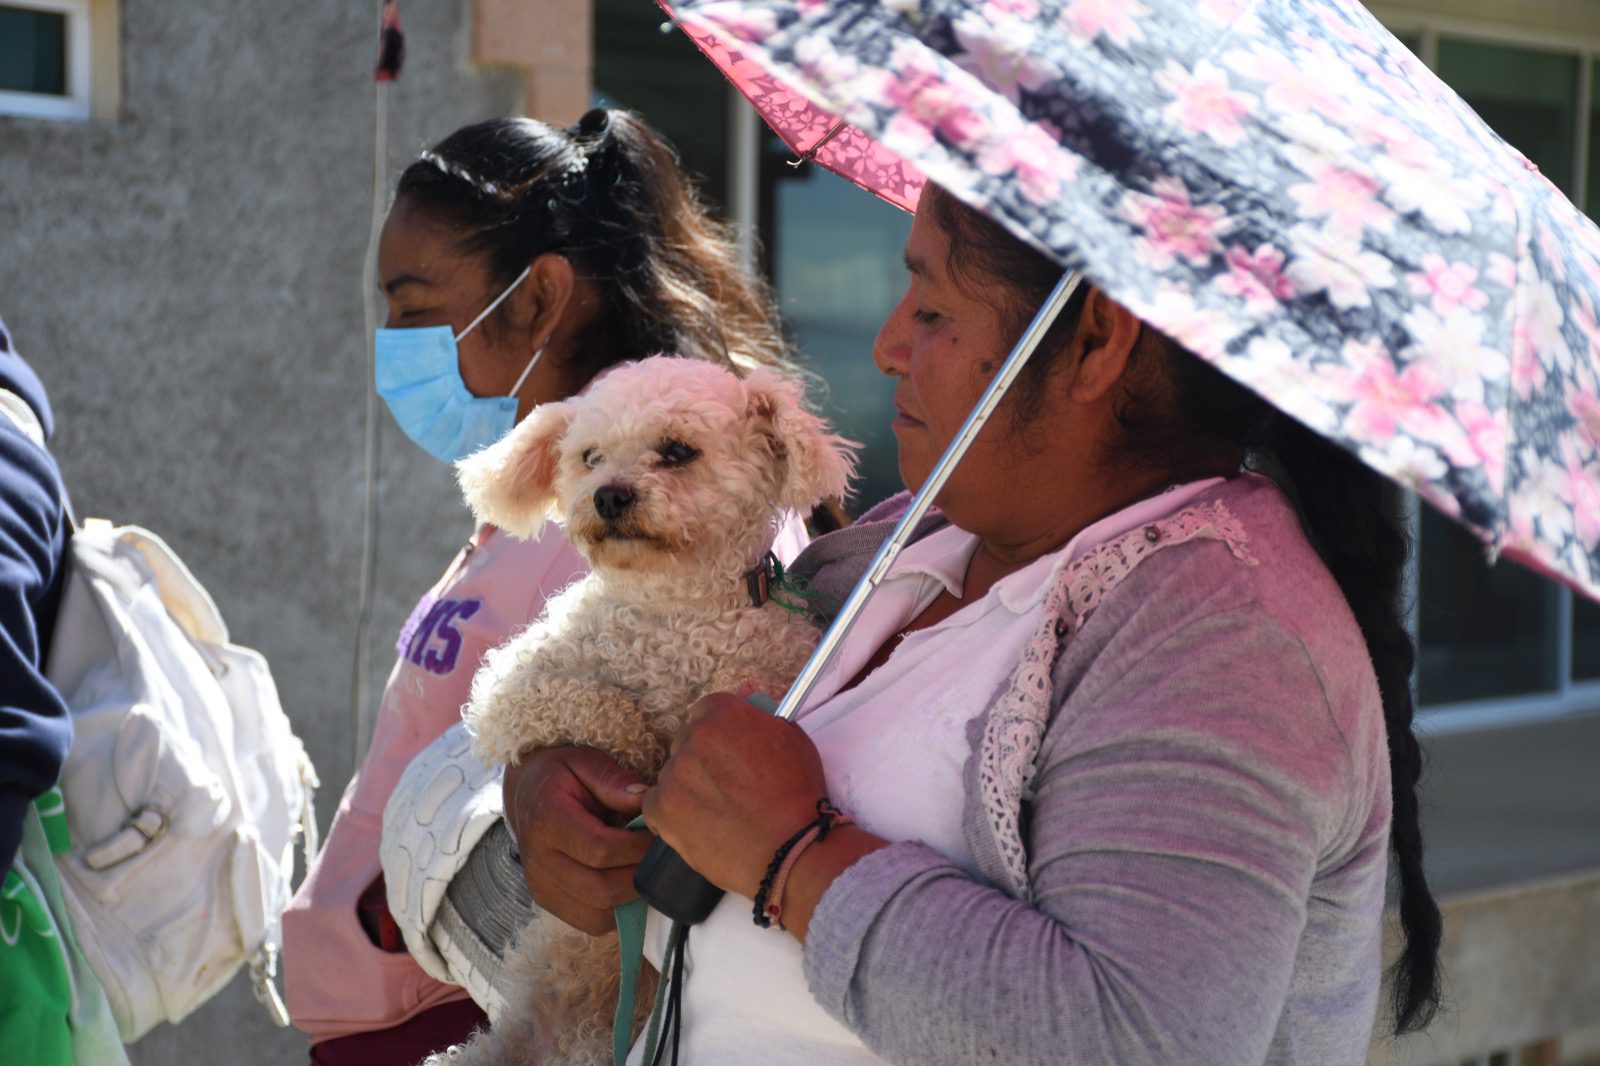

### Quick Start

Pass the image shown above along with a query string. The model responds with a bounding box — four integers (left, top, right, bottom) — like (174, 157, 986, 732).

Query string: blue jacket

(0, 315, 71, 876)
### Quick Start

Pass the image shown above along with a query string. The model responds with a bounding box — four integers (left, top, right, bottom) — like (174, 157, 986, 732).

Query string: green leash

(612, 693, 781, 1065)
(613, 817, 652, 1066)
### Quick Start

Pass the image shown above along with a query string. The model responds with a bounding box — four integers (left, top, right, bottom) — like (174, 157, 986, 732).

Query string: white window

(1375, 9, 1600, 731)
(0, 0, 91, 120)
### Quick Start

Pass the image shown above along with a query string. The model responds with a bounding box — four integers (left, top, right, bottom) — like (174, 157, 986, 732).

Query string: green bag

(0, 788, 128, 1066)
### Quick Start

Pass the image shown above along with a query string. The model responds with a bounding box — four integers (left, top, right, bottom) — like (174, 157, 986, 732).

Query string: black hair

(394, 109, 794, 382)
(922, 184, 1442, 1035)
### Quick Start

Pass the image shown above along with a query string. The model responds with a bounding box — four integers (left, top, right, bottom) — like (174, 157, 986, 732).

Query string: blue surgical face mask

(374, 265, 544, 463)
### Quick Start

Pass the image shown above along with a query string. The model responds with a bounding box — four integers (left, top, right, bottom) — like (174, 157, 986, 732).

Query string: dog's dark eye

(657, 440, 699, 468)
(581, 448, 603, 469)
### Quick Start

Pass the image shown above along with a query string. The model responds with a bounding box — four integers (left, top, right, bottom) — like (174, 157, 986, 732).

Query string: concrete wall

(0, 2, 529, 1061)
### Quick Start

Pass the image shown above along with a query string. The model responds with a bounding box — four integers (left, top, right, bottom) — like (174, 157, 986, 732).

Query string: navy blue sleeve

(0, 415, 71, 876)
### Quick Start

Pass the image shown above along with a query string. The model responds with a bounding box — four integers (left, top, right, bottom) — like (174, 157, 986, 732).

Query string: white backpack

(2, 390, 320, 1041)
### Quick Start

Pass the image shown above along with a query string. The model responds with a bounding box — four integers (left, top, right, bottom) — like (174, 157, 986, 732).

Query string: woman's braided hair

(924, 184, 1442, 1035)
(394, 109, 795, 383)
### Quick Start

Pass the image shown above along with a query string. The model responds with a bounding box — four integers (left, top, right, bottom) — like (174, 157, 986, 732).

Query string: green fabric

(0, 791, 129, 1066)
(0, 831, 74, 1066)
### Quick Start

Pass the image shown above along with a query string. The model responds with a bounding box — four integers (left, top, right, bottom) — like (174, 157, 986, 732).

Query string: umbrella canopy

(663, 0, 1600, 604)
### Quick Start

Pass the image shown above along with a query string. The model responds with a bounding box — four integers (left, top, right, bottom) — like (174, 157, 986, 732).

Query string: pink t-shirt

(283, 525, 587, 1042)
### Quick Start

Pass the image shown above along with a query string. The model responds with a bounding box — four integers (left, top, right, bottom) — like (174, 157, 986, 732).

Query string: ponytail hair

(921, 182, 1443, 1035)
(394, 109, 793, 382)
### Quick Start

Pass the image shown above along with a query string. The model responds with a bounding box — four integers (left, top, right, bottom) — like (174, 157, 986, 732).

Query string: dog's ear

(744, 369, 858, 511)
(455, 400, 578, 537)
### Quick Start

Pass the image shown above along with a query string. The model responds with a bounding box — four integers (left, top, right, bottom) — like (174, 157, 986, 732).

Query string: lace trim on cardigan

(975, 500, 1258, 900)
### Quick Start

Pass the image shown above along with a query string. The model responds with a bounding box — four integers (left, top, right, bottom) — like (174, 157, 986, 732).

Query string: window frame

(1372, 6, 1600, 733)
(0, 0, 91, 121)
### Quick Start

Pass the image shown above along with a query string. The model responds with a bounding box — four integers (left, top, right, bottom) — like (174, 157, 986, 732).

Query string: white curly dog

(425, 355, 855, 1066)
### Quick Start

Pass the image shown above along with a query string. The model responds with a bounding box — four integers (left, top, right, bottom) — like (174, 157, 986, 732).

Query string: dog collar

(745, 552, 778, 608)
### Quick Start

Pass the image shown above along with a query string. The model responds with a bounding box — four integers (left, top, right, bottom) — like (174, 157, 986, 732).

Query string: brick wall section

(475, 0, 594, 123)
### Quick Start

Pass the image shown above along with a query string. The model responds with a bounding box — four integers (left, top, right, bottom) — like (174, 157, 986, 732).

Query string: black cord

(649, 927, 690, 1066)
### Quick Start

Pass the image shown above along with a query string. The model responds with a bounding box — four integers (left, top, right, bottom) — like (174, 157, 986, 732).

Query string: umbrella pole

(771, 267, 1086, 720)
(634, 268, 1084, 926)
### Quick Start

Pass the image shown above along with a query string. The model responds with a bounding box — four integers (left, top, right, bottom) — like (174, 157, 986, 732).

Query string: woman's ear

(744, 369, 859, 511)
(455, 400, 577, 536)
(1069, 289, 1143, 404)
(523, 253, 578, 356)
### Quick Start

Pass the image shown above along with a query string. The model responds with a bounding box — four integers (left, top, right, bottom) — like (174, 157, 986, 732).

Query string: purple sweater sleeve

(801, 594, 1380, 1065)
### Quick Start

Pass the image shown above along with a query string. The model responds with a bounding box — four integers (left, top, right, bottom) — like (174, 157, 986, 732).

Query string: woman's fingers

(524, 847, 647, 935)
(502, 745, 653, 931)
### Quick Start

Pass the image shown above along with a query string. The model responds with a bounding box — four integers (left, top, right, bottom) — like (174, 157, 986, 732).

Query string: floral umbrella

(661, 0, 1600, 604)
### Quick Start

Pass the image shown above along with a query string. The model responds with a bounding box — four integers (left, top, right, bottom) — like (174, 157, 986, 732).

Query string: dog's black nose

(594, 483, 636, 521)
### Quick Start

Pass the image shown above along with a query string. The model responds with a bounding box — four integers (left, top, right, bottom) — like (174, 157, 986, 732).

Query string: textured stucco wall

(0, 2, 526, 1061)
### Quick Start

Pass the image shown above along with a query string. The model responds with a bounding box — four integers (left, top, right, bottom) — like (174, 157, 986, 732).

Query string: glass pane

(1437, 39, 1577, 195)
(594, 0, 730, 210)
(1391, 32, 1423, 60)
(1589, 59, 1600, 220)
(0, 7, 67, 96)
(766, 154, 912, 512)
(1575, 594, 1600, 682)
(1417, 509, 1561, 704)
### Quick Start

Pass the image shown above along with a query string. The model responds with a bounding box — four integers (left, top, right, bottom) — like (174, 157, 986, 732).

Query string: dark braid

(921, 183, 1442, 1035)
(1267, 414, 1441, 1034)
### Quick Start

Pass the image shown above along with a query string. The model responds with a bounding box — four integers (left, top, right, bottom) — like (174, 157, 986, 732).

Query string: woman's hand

(502, 745, 653, 935)
(642, 692, 830, 901)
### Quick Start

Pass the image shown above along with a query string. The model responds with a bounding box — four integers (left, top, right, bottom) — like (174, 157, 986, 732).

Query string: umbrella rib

(788, 119, 849, 169)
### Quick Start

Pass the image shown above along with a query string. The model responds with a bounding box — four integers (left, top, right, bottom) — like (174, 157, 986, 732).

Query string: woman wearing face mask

(281, 108, 808, 1066)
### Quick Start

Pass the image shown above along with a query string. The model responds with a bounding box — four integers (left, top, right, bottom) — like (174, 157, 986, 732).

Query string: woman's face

(377, 197, 573, 418)
(873, 205, 1047, 521)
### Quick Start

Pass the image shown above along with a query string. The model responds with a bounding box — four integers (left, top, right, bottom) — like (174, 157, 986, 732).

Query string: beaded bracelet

(752, 798, 853, 930)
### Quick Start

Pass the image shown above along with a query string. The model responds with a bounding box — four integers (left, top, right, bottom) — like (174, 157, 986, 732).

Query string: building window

(1375, 13, 1600, 724)
(0, 0, 90, 120)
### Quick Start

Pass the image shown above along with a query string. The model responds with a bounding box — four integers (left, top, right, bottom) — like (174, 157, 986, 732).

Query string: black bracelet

(751, 797, 846, 929)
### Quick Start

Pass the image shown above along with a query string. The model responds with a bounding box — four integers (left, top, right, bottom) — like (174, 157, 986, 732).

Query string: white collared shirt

(635, 479, 1224, 1066)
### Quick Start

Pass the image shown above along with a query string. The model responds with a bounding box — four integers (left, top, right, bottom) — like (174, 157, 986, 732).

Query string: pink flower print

(699, 3, 779, 42)
(1406, 255, 1489, 317)
(881, 66, 987, 154)
(1117, 178, 1229, 269)
(1216, 244, 1297, 313)
(1137, 287, 1241, 357)
(1200, 0, 1261, 33)
(979, 123, 1074, 205)
(953, 13, 1061, 104)
(1060, 0, 1150, 48)
(1360, 435, 1449, 496)
(985, 0, 1039, 18)
(1455, 401, 1508, 495)
(1288, 162, 1394, 236)
(1284, 225, 1397, 310)
(1571, 389, 1600, 451)
(1537, 221, 1570, 284)
(1224, 45, 1348, 118)
(1156, 60, 1254, 147)
(1372, 151, 1482, 235)
(1566, 443, 1600, 550)
(1345, 355, 1445, 441)
(1486, 253, 1518, 291)
(1400, 305, 1507, 410)
(1511, 279, 1570, 391)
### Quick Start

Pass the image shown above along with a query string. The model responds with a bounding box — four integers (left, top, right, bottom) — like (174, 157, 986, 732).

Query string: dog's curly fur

(422, 356, 856, 1066)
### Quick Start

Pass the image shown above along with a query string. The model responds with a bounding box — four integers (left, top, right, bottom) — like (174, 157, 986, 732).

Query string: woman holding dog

(509, 182, 1442, 1064)
(281, 108, 811, 1064)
